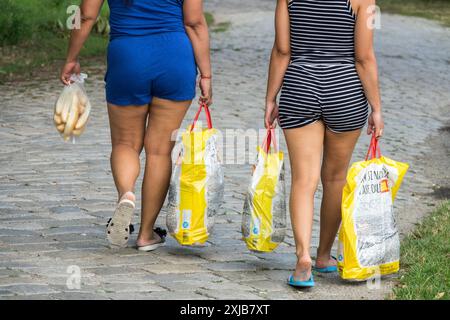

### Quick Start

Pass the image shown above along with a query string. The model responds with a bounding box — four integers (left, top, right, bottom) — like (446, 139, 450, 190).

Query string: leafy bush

(0, 0, 32, 45)
(0, 0, 110, 46)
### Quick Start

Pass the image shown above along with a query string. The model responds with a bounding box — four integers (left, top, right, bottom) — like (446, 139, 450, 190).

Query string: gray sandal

(106, 192, 135, 248)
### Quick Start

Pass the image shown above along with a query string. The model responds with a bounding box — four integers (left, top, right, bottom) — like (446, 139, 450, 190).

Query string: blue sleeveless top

(107, 0, 185, 39)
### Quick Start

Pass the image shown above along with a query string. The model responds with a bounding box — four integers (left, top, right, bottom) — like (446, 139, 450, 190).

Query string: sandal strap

(154, 227, 167, 239)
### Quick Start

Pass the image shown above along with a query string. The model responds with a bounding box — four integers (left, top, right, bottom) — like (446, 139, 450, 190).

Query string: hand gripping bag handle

(261, 128, 279, 153)
(365, 133, 382, 161)
(190, 101, 212, 131)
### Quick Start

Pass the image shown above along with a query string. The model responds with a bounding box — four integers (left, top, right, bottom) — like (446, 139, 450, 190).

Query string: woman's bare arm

(354, 0, 384, 137)
(183, 0, 212, 105)
(61, 0, 104, 84)
(265, 0, 291, 128)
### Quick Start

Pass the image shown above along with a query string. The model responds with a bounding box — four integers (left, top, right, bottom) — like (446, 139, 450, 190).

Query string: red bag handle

(365, 133, 382, 160)
(190, 101, 212, 131)
(261, 128, 278, 153)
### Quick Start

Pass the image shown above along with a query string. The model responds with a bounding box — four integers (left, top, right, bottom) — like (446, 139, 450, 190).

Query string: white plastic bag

(242, 128, 287, 252)
(338, 134, 409, 280)
(54, 73, 91, 143)
(166, 103, 224, 246)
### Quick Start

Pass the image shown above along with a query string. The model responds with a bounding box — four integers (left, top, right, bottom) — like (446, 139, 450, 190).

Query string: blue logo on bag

(182, 221, 189, 229)
(338, 254, 343, 262)
(253, 227, 259, 234)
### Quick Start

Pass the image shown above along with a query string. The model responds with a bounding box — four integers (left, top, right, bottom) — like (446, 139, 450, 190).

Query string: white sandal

(137, 228, 167, 252)
(106, 192, 136, 248)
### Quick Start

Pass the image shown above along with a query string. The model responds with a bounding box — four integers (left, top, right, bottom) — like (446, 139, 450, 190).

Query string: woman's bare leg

(107, 104, 148, 201)
(284, 121, 325, 281)
(316, 128, 362, 268)
(137, 97, 191, 245)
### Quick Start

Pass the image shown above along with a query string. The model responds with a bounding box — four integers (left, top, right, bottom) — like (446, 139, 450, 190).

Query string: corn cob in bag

(338, 134, 409, 280)
(166, 102, 224, 246)
(54, 73, 91, 142)
(242, 128, 286, 252)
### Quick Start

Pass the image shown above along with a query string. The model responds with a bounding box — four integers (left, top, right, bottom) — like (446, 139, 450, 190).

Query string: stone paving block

(0, 221, 48, 231)
(161, 278, 256, 292)
(0, 235, 56, 245)
(158, 253, 209, 265)
(40, 249, 101, 261)
(41, 226, 104, 236)
(84, 266, 146, 277)
(140, 264, 209, 275)
(98, 274, 157, 285)
(0, 289, 15, 297)
(95, 254, 164, 267)
(0, 284, 59, 296)
(0, 276, 39, 286)
(47, 274, 102, 287)
(198, 251, 260, 262)
(206, 262, 258, 272)
(0, 268, 33, 279)
(52, 240, 107, 251)
(0, 229, 38, 237)
(99, 282, 167, 293)
(103, 291, 208, 300)
(0, 293, 56, 300)
(258, 290, 305, 300)
(0, 261, 36, 269)
(49, 291, 109, 300)
(242, 280, 288, 292)
(218, 271, 269, 283)
(260, 270, 292, 282)
(141, 272, 227, 286)
(196, 289, 263, 300)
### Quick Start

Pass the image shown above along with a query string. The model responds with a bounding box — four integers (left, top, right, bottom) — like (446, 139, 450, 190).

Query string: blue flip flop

(313, 255, 338, 273)
(287, 274, 315, 288)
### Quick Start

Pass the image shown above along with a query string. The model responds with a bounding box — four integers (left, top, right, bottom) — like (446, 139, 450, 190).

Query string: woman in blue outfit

(61, 0, 212, 251)
(265, 0, 384, 287)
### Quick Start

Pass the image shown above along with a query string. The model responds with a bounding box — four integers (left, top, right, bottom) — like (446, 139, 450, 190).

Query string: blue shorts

(105, 32, 197, 106)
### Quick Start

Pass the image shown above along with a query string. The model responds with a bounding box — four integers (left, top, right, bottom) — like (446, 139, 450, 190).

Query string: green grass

(0, 5, 226, 83)
(204, 11, 231, 33)
(378, 0, 450, 27)
(391, 200, 450, 300)
(0, 0, 109, 82)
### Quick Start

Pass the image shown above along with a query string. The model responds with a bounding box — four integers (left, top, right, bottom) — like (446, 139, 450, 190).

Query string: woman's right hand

(60, 60, 81, 85)
(199, 77, 213, 106)
(265, 100, 279, 129)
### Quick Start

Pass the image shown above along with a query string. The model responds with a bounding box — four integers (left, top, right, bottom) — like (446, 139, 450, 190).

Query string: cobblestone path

(0, 0, 449, 299)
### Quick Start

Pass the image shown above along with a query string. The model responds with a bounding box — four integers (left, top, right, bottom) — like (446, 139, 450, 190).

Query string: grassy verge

(0, 0, 109, 83)
(391, 200, 450, 300)
(204, 12, 231, 33)
(378, 0, 450, 27)
(0, 4, 226, 83)
(0, 34, 108, 82)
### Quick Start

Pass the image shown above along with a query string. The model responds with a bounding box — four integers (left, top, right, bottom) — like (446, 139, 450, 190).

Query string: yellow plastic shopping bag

(242, 129, 286, 252)
(166, 102, 224, 246)
(338, 134, 409, 280)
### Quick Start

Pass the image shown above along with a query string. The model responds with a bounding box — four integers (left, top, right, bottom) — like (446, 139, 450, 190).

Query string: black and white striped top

(288, 0, 356, 65)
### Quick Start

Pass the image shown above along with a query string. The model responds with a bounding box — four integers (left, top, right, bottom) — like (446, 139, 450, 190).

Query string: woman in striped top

(265, 0, 384, 287)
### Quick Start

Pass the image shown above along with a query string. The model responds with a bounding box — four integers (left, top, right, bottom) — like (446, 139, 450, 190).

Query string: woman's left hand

(367, 110, 384, 138)
(199, 78, 213, 106)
